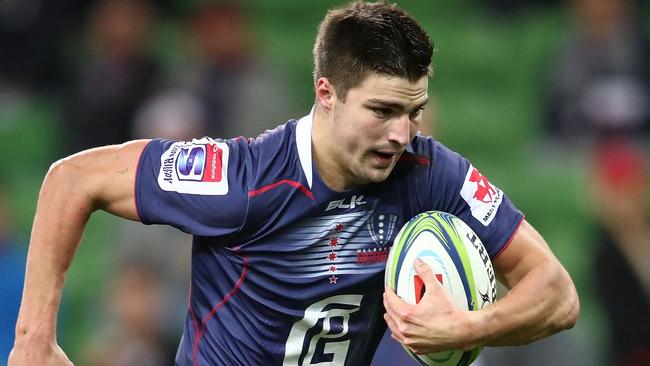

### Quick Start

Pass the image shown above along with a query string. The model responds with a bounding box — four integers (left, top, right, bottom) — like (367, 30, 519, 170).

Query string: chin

(365, 169, 393, 184)
(350, 161, 395, 186)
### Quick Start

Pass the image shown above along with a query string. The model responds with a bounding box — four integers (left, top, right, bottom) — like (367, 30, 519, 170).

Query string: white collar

(295, 107, 314, 189)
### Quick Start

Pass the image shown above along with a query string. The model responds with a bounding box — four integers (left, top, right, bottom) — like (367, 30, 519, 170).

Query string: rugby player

(9, 2, 578, 365)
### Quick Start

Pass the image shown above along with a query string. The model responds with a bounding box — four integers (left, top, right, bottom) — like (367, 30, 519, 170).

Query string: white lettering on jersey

(325, 195, 367, 211)
(283, 294, 362, 366)
(157, 138, 229, 195)
(460, 165, 503, 226)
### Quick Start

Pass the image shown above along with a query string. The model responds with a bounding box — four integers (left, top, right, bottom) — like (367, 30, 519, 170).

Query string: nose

(386, 115, 411, 147)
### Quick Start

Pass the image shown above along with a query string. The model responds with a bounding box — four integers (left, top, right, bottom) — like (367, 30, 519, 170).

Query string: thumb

(413, 258, 444, 292)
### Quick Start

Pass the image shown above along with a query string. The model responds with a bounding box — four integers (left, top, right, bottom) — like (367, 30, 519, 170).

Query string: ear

(315, 77, 337, 112)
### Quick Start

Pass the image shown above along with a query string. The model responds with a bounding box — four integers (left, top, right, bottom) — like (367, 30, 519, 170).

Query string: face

(320, 73, 429, 189)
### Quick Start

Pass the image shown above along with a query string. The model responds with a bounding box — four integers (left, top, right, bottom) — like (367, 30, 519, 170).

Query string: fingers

(382, 286, 399, 311)
(413, 258, 436, 286)
(383, 287, 413, 347)
(384, 259, 468, 356)
(383, 259, 442, 320)
(386, 313, 422, 354)
(384, 313, 404, 343)
(413, 258, 446, 301)
(383, 286, 413, 322)
(384, 258, 451, 353)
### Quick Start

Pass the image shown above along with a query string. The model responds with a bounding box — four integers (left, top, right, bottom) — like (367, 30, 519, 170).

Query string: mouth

(372, 150, 400, 165)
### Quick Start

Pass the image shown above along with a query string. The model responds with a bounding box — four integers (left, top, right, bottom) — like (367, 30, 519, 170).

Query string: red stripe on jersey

(398, 153, 430, 165)
(191, 256, 249, 366)
(493, 216, 525, 259)
(133, 142, 148, 222)
(248, 179, 315, 201)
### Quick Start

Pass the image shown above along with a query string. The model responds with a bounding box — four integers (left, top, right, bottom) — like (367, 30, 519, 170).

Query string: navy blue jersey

(135, 111, 524, 366)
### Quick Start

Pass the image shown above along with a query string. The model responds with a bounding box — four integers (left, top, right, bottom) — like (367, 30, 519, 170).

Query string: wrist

(460, 308, 491, 350)
(14, 322, 56, 347)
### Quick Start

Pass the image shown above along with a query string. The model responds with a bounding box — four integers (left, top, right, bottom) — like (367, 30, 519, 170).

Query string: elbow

(43, 159, 74, 194)
(46, 155, 87, 186)
(43, 158, 70, 193)
(564, 287, 580, 330)
(46, 157, 76, 182)
(553, 276, 580, 332)
(43, 156, 94, 206)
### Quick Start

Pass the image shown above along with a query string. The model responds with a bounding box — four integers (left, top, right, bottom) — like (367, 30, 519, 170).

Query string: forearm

(470, 258, 579, 347)
(14, 160, 95, 345)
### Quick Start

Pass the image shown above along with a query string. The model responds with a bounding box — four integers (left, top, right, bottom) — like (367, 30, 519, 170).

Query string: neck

(312, 106, 350, 192)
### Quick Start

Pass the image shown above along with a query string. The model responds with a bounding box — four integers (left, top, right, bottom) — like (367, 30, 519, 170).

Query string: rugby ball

(384, 211, 497, 366)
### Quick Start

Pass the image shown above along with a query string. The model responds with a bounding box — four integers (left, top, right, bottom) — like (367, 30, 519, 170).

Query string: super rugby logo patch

(460, 165, 503, 226)
(157, 138, 229, 195)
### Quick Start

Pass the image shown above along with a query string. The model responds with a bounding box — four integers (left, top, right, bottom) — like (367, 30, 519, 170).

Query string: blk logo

(326, 195, 366, 211)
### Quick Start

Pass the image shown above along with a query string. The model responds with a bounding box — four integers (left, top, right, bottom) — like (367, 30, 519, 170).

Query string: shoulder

(241, 120, 299, 174)
(247, 120, 298, 155)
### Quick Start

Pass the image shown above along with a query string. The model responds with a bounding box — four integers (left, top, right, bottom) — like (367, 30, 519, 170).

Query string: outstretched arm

(9, 140, 149, 366)
(384, 219, 579, 354)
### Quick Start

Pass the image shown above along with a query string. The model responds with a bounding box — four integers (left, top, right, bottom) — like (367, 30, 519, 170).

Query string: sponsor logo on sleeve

(157, 138, 229, 195)
(460, 165, 503, 226)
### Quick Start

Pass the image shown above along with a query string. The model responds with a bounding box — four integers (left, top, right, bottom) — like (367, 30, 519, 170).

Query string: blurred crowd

(546, 0, 649, 364)
(487, 0, 650, 365)
(1, 0, 295, 365)
(1, 0, 294, 153)
(1, 0, 649, 365)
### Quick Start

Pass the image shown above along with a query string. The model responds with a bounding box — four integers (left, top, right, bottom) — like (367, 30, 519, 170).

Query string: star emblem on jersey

(326, 224, 344, 284)
(367, 213, 399, 245)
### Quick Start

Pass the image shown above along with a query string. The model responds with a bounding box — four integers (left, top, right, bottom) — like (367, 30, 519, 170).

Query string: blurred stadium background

(0, 0, 648, 365)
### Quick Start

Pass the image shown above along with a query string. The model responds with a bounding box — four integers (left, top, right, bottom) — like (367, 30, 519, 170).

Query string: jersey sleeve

(426, 140, 524, 258)
(135, 137, 250, 237)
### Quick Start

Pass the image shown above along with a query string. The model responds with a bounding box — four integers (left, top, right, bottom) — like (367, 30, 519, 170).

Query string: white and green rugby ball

(385, 211, 497, 366)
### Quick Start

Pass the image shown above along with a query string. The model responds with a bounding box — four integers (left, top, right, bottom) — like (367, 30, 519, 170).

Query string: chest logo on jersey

(325, 195, 366, 211)
(157, 138, 230, 195)
(356, 213, 399, 265)
(366, 213, 398, 246)
(460, 165, 503, 226)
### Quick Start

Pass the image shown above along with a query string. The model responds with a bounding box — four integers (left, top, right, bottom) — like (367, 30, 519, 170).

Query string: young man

(9, 2, 579, 365)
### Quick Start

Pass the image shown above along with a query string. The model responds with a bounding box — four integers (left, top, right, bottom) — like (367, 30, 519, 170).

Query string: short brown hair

(313, 1, 433, 100)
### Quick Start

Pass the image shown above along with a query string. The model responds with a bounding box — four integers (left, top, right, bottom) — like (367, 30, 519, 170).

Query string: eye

(411, 107, 424, 118)
(371, 107, 392, 118)
(410, 106, 425, 120)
